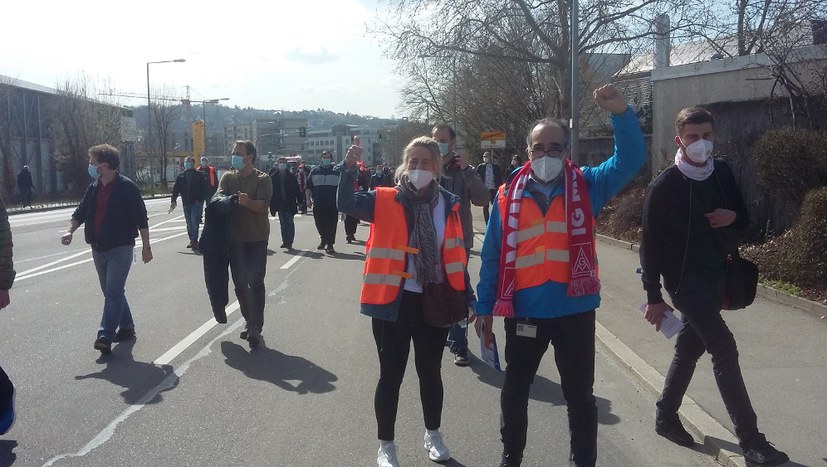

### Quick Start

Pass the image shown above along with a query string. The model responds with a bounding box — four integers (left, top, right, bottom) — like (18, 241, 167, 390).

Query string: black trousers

(313, 206, 338, 246)
(501, 311, 597, 467)
(0, 365, 12, 413)
(659, 272, 764, 449)
(483, 188, 497, 224)
(372, 291, 450, 441)
(344, 215, 359, 237)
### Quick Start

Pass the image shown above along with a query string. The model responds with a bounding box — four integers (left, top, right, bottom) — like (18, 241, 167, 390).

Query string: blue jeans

(92, 245, 134, 341)
(229, 241, 268, 333)
(184, 202, 204, 243)
(447, 322, 468, 354)
(278, 207, 295, 246)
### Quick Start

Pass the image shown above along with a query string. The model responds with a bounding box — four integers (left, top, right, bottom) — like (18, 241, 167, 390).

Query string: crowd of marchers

(0, 83, 792, 467)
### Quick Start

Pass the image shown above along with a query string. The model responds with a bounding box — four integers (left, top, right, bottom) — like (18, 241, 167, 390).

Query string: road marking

(153, 301, 240, 366)
(280, 250, 308, 269)
(42, 319, 245, 467)
(43, 258, 308, 465)
(15, 232, 188, 282)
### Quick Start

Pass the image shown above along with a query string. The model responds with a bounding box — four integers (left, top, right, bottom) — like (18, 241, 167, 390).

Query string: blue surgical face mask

(88, 163, 100, 179)
(231, 155, 245, 170)
(438, 142, 450, 156)
(278, 163, 287, 171)
(321, 158, 332, 167)
(184, 162, 194, 170)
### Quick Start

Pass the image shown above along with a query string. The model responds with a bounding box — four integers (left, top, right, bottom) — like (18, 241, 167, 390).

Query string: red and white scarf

(493, 159, 600, 317)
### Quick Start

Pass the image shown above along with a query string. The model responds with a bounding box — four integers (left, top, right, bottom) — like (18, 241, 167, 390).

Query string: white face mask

(683, 139, 714, 164)
(530, 156, 563, 182)
(408, 169, 434, 190)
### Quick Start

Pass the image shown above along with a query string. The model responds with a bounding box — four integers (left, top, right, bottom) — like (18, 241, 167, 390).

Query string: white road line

(43, 257, 307, 465)
(42, 319, 245, 467)
(280, 250, 308, 270)
(153, 301, 240, 366)
(15, 232, 188, 282)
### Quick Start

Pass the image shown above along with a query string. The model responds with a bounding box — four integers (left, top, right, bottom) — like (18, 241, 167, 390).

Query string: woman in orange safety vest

(337, 136, 476, 467)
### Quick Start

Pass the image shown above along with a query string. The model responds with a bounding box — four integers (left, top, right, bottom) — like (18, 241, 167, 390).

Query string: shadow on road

(74, 340, 177, 404)
(326, 251, 364, 261)
(467, 354, 621, 425)
(0, 440, 17, 466)
(221, 341, 338, 394)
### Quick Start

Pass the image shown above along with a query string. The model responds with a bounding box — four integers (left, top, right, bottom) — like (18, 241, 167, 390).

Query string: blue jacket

(477, 107, 646, 318)
(337, 165, 476, 322)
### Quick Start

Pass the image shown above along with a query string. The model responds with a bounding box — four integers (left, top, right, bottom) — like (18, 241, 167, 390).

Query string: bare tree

(375, 0, 710, 127)
(50, 74, 123, 193)
(149, 96, 183, 189)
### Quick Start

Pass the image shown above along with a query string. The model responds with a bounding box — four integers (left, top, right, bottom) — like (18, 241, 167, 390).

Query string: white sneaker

(377, 443, 400, 467)
(424, 431, 451, 462)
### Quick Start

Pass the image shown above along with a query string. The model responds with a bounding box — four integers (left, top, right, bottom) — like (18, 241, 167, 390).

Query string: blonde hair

(394, 136, 444, 184)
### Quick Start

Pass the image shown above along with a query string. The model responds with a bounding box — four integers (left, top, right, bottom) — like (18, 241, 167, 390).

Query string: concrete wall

(651, 44, 827, 169)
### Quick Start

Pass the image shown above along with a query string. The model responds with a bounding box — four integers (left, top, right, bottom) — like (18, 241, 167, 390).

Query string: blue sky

(1, 0, 403, 118)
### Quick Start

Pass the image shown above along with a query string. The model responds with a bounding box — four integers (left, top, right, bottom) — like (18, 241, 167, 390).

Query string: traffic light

(299, 127, 306, 137)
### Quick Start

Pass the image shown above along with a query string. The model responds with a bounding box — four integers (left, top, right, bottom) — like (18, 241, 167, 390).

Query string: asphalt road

(0, 201, 716, 466)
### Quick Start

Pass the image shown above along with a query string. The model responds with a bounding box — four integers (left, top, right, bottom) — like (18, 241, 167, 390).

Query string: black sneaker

(113, 328, 136, 342)
(246, 329, 261, 349)
(240, 330, 248, 340)
(94, 337, 112, 355)
(499, 452, 522, 467)
(279, 243, 286, 248)
(453, 350, 470, 366)
(743, 441, 789, 465)
(317, 242, 326, 250)
(655, 411, 695, 447)
(326, 245, 336, 254)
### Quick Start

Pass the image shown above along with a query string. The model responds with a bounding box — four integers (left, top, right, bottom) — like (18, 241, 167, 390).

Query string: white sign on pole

(481, 140, 506, 149)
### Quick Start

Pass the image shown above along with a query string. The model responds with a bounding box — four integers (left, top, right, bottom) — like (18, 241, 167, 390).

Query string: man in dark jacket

(269, 156, 300, 250)
(640, 107, 788, 466)
(16, 166, 34, 208)
(476, 151, 503, 224)
(307, 150, 340, 254)
(370, 164, 394, 189)
(171, 156, 209, 250)
(432, 123, 489, 366)
(60, 144, 152, 356)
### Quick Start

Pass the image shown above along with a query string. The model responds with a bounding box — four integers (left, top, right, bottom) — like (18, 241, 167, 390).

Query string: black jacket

(199, 194, 236, 256)
(307, 165, 340, 210)
(268, 168, 300, 216)
(639, 160, 749, 304)
(172, 169, 208, 206)
(72, 174, 148, 251)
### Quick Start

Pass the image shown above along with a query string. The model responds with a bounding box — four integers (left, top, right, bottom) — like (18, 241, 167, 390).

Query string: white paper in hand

(640, 303, 684, 339)
(481, 336, 502, 371)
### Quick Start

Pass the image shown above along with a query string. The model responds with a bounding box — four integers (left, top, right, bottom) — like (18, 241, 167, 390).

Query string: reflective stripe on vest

(361, 188, 466, 305)
(497, 185, 597, 290)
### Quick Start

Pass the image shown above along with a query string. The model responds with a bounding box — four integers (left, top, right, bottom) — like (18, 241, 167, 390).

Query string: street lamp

(146, 58, 185, 195)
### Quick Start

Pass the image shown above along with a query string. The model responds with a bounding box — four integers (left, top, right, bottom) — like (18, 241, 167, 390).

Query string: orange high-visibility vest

(497, 185, 598, 290)
(361, 188, 467, 305)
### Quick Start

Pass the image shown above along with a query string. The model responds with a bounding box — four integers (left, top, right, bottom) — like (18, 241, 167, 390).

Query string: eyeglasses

(530, 144, 565, 157)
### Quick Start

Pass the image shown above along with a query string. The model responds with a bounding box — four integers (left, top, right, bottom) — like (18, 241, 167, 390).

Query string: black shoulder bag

(722, 250, 759, 310)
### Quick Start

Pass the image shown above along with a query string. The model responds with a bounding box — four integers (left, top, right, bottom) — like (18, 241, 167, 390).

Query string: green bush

(751, 128, 827, 206)
(779, 186, 827, 287)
